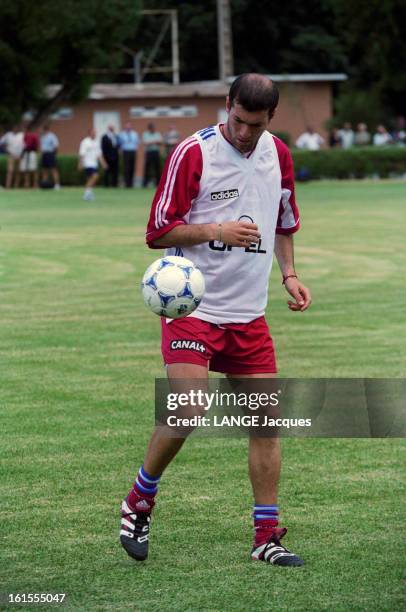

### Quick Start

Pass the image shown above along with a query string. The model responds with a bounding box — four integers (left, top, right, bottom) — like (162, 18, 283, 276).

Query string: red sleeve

(146, 137, 202, 248)
(273, 136, 300, 235)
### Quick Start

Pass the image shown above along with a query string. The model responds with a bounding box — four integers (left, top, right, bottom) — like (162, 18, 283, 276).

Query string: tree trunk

(28, 83, 76, 130)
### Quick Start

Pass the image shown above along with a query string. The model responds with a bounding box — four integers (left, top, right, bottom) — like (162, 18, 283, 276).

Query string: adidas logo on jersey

(171, 340, 206, 353)
(210, 189, 239, 201)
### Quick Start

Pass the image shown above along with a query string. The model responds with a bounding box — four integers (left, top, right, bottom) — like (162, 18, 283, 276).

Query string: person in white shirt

(338, 122, 354, 149)
(373, 125, 392, 146)
(0, 126, 24, 189)
(295, 127, 324, 150)
(78, 128, 106, 201)
(142, 123, 163, 187)
(120, 74, 312, 569)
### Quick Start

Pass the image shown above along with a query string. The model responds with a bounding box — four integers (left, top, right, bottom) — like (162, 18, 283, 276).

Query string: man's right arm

(153, 222, 260, 248)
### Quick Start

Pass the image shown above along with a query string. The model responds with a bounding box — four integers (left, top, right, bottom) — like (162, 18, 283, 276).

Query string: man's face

(225, 99, 270, 153)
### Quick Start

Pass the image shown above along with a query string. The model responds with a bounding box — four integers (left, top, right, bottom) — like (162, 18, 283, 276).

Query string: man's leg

(227, 372, 280, 504)
(228, 371, 303, 566)
(143, 152, 151, 187)
(6, 157, 14, 189)
(83, 171, 99, 200)
(111, 159, 119, 187)
(42, 168, 49, 183)
(103, 164, 110, 187)
(153, 151, 161, 186)
(123, 152, 130, 187)
(86, 172, 99, 189)
(52, 167, 61, 188)
(120, 362, 208, 561)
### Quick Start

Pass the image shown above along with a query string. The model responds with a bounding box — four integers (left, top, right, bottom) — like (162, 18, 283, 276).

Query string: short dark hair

(228, 74, 279, 118)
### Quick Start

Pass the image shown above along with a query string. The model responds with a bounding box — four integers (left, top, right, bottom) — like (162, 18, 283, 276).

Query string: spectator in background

(119, 122, 139, 188)
(295, 126, 324, 150)
(392, 116, 406, 145)
(329, 127, 341, 148)
(40, 124, 60, 189)
(338, 122, 354, 149)
(78, 128, 106, 201)
(0, 126, 24, 189)
(19, 128, 40, 188)
(373, 125, 392, 146)
(164, 124, 180, 156)
(101, 125, 119, 187)
(142, 123, 163, 187)
(354, 123, 371, 146)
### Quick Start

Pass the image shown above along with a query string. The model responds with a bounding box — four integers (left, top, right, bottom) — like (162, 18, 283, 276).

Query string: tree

(331, 0, 406, 119)
(0, 0, 142, 128)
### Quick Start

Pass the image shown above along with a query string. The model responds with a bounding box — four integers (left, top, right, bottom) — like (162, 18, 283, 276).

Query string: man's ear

(225, 96, 231, 113)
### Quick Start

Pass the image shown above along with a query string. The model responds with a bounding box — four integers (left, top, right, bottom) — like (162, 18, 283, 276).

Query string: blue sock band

(253, 504, 279, 521)
(135, 465, 161, 496)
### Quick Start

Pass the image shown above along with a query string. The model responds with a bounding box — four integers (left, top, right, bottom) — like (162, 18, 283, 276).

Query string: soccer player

(120, 74, 311, 566)
(78, 128, 106, 201)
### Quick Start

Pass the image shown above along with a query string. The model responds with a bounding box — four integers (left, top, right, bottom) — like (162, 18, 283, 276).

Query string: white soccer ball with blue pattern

(141, 256, 205, 318)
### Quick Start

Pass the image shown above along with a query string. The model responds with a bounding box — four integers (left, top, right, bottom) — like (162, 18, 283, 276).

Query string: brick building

(45, 74, 346, 179)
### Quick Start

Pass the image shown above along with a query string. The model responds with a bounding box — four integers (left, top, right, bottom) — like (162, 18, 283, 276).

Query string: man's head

(108, 124, 115, 132)
(88, 128, 96, 139)
(147, 123, 155, 132)
(225, 73, 279, 153)
(125, 122, 132, 131)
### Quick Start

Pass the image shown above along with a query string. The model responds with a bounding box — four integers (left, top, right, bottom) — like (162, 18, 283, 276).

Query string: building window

(50, 108, 73, 120)
(130, 105, 198, 118)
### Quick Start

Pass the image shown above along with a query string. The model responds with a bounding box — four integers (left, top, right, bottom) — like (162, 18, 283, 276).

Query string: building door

(93, 111, 121, 139)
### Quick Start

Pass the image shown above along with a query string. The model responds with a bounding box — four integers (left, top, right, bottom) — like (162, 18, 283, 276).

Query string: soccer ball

(141, 256, 205, 318)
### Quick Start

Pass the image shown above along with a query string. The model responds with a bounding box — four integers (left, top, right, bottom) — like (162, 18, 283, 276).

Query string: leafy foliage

(1, 0, 405, 127)
(0, 0, 142, 128)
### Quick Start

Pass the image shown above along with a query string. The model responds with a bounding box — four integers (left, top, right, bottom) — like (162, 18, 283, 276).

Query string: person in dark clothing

(101, 125, 120, 187)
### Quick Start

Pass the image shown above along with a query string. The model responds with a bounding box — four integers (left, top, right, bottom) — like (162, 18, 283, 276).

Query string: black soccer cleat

(120, 498, 152, 561)
(251, 528, 304, 567)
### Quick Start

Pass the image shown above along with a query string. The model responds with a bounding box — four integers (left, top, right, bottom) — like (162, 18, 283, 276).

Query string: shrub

(1, 147, 405, 186)
(292, 146, 406, 180)
(273, 131, 291, 146)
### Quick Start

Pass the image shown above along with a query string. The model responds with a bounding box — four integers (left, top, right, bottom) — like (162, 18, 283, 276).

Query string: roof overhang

(46, 75, 347, 101)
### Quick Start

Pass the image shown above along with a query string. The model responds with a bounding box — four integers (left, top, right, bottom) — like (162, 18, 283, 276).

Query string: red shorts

(161, 316, 277, 374)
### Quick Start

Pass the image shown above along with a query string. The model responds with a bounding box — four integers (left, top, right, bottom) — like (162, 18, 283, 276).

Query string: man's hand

(220, 221, 261, 247)
(283, 277, 312, 312)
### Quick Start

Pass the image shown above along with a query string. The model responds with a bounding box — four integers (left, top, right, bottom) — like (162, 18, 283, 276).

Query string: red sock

(254, 518, 279, 547)
(127, 486, 156, 512)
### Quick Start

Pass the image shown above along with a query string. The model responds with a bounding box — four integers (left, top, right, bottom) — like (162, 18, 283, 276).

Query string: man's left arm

(274, 233, 311, 312)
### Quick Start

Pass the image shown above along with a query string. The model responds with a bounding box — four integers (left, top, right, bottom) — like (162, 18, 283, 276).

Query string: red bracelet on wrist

(282, 274, 298, 285)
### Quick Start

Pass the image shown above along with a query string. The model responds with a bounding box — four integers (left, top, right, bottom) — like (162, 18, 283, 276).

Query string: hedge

(1, 146, 405, 186)
(292, 146, 406, 180)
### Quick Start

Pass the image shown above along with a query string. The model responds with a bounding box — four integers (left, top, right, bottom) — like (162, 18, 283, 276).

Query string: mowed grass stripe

(0, 183, 405, 611)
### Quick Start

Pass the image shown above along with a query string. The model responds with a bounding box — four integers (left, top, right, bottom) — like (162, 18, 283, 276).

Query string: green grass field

(0, 182, 405, 611)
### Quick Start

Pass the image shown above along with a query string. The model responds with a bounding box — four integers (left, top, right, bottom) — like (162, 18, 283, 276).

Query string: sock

(253, 504, 279, 547)
(127, 465, 161, 511)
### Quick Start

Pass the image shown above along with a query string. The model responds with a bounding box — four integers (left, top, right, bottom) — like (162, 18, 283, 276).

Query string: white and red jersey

(146, 124, 300, 324)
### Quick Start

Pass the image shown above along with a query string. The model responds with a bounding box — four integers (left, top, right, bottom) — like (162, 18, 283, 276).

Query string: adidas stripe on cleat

(251, 529, 304, 567)
(120, 498, 152, 561)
